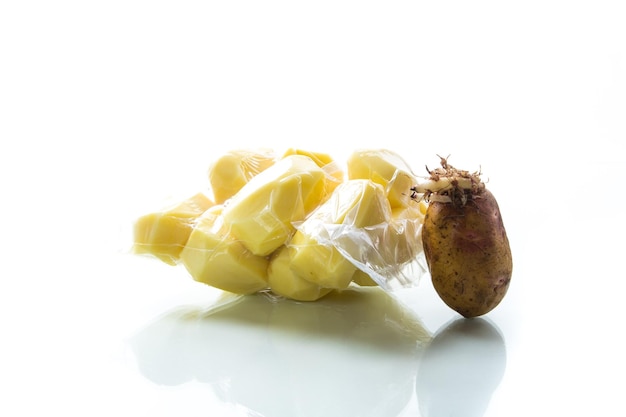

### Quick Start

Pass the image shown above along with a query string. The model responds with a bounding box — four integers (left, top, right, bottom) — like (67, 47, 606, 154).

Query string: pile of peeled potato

(133, 149, 512, 317)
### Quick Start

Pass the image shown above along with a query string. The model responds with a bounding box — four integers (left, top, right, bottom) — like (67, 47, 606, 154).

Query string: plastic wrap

(293, 212, 428, 291)
(132, 192, 215, 265)
(289, 180, 428, 292)
(208, 148, 277, 204)
(131, 148, 428, 301)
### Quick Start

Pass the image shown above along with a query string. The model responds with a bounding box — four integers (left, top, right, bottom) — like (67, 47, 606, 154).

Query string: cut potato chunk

(290, 179, 391, 289)
(267, 246, 333, 301)
(133, 193, 214, 265)
(222, 155, 329, 256)
(180, 206, 269, 294)
(281, 148, 335, 167)
(347, 149, 418, 208)
(289, 231, 358, 291)
(281, 148, 344, 191)
(208, 149, 276, 204)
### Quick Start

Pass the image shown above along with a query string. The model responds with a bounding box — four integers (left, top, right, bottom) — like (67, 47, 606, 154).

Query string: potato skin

(422, 189, 512, 317)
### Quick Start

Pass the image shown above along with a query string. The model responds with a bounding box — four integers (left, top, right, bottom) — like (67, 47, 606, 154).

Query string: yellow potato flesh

(281, 148, 335, 167)
(180, 206, 269, 295)
(133, 193, 214, 265)
(222, 155, 328, 256)
(347, 149, 418, 208)
(208, 149, 276, 204)
(135, 148, 430, 301)
(289, 231, 358, 290)
(267, 246, 333, 301)
(281, 148, 345, 192)
(290, 179, 391, 289)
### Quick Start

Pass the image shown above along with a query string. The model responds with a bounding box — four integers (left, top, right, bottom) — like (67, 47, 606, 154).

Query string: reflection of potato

(266, 288, 430, 417)
(128, 308, 196, 385)
(131, 295, 273, 386)
(416, 317, 507, 417)
(130, 288, 430, 417)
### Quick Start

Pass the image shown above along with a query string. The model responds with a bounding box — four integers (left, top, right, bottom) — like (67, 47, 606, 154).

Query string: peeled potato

(267, 245, 333, 301)
(208, 149, 276, 204)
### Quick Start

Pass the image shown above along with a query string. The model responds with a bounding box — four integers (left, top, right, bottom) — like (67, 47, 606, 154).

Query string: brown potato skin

(422, 189, 512, 317)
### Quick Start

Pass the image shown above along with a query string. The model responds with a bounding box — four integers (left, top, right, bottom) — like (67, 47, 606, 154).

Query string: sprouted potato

(411, 157, 513, 318)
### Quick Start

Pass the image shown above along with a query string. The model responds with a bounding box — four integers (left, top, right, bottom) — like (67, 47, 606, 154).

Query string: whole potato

(413, 157, 512, 318)
(422, 188, 512, 317)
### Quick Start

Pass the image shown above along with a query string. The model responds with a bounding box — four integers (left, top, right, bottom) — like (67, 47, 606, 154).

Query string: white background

(1, 1, 625, 416)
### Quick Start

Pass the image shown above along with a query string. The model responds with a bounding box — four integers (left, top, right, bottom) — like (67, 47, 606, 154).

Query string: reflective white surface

(1, 1, 625, 416)
(130, 289, 427, 417)
(128, 288, 508, 417)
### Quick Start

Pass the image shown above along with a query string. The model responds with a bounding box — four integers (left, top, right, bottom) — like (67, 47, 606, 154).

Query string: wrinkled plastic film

(131, 148, 429, 301)
(291, 203, 428, 292)
(208, 149, 278, 205)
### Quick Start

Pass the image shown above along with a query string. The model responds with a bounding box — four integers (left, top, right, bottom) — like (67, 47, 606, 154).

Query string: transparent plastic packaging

(131, 148, 428, 301)
(294, 212, 428, 291)
(208, 148, 277, 204)
(289, 180, 428, 292)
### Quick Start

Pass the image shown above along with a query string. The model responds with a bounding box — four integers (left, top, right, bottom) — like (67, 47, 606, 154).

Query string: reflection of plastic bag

(130, 287, 429, 417)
